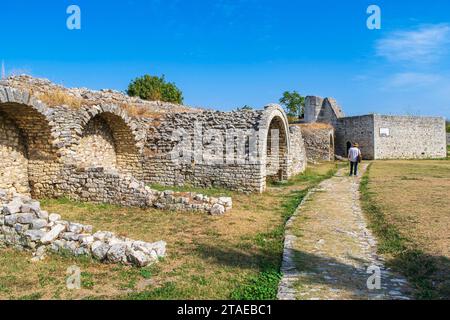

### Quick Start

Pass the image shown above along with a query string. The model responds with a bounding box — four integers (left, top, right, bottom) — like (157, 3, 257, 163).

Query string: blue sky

(1, 0, 450, 118)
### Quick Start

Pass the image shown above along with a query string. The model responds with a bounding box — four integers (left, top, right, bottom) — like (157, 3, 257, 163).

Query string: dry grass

(119, 103, 165, 119)
(0, 163, 338, 300)
(297, 123, 333, 130)
(363, 160, 450, 299)
(36, 89, 84, 109)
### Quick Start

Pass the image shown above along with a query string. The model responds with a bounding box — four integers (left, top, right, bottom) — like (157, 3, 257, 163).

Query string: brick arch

(260, 104, 291, 186)
(0, 87, 59, 196)
(77, 105, 143, 176)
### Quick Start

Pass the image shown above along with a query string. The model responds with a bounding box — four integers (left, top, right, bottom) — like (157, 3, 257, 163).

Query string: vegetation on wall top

(127, 74, 184, 104)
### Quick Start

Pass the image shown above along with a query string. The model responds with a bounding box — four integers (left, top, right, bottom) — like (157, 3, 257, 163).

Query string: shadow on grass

(360, 164, 450, 300)
(193, 244, 426, 300)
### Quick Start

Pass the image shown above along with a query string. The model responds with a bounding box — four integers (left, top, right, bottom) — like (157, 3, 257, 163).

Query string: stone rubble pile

(57, 167, 232, 215)
(0, 190, 166, 267)
(150, 188, 233, 215)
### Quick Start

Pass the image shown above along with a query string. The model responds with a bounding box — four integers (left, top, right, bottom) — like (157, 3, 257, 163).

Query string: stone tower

(304, 96, 324, 123)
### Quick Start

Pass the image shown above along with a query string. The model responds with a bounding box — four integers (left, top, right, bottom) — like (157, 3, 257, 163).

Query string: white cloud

(376, 24, 450, 64)
(386, 72, 442, 88)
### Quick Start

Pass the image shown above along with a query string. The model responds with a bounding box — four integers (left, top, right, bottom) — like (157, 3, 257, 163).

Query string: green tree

(127, 74, 184, 104)
(279, 91, 305, 119)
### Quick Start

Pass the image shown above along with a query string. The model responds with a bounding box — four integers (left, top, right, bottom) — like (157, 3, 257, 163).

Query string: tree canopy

(127, 74, 184, 104)
(279, 91, 305, 119)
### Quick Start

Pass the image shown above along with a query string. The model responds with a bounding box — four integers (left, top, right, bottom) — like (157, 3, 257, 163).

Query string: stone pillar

(304, 96, 324, 123)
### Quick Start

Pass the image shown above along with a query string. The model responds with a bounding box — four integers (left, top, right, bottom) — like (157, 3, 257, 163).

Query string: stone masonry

(304, 95, 447, 160)
(0, 189, 166, 267)
(0, 76, 306, 214)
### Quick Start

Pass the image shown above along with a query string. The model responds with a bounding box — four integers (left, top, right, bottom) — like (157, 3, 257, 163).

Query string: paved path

(278, 164, 413, 300)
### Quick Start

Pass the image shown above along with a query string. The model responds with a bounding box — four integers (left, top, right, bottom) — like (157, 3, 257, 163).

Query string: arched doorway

(346, 141, 352, 157)
(266, 116, 289, 182)
(0, 111, 29, 193)
(76, 115, 117, 169)
(0, 102, 56, 196)
(76, 112, 140, 175)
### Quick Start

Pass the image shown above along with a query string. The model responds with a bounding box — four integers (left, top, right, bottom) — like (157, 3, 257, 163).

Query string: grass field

(0, 163, 339, 300)
(361, 160, 450, 299)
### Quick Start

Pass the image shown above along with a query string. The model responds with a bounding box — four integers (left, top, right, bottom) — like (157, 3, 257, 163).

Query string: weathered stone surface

(107, 243, 128, 263)
(3, 199, 22, 215)
(24, 230, 46, 242)
(91, 241, 110, 261)
(127, 248, 152, 267)
(41, 224, 66, 244)
(30, 219, 48, 230)
(210, 204, 225, 216)
(16, 213, 36, 224)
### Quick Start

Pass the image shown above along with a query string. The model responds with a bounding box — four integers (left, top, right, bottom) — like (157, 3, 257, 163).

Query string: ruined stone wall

(288, 125, 307, 176)
(143, 105, 294, 193)
(0, 89, 62, 198)
(1, 84, 299, 209)
(304, 96, 324, 123)
(335, 115, 375, 160)
(317, 98, 344, 126)
(300, 124, 335, 162)
(373, 115, 447, 159)
(143, 110, 266, 193)
(447, 133, 450, 145)
(74, 116, 117, 169)
(0, 112, 29, 193)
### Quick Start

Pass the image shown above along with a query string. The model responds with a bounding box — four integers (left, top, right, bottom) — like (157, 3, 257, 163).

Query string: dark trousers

(350, 161, 359, 176)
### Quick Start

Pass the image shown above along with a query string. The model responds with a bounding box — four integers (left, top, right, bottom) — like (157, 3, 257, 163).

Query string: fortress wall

(335, 115, 375, 160)
(373, 115, 447, 159)
(299, 124, 335, 162)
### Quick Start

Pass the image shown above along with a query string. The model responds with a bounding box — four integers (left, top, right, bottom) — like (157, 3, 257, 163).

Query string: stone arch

(261, 105, 291, 185)
(76, 106, 142, 176)
(0, 87, 59, 196)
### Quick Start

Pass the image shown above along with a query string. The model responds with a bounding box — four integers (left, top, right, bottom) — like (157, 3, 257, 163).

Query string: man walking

(348, 143, 362, 176)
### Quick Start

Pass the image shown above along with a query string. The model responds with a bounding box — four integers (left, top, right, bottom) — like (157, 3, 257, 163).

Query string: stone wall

(143, 105, 297, 193)
(288, 125, 307, 175)
(304, 96, 324, 123)
(335, 115, 375, 160)
(75, 115, 117, 169)
(373, 115, 447, 159)
(446, 132, 450, 145)
(299, 123, 335, 162)
(0, 112, 29, 194)
(0, 83, 303, 212)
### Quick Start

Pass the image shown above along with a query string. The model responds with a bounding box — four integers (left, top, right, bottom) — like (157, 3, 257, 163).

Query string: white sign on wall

(380, 128, 390, 137)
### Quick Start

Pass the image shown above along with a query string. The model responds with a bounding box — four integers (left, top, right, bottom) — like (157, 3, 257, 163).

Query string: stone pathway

(278, 164, 413, 300)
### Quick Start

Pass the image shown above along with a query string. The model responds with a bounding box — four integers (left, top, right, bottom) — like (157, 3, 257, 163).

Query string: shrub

(127, 74, 183, 104)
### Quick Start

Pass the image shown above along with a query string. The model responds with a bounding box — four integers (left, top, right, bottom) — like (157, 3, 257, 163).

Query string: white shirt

(348, 147, 361, 162)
